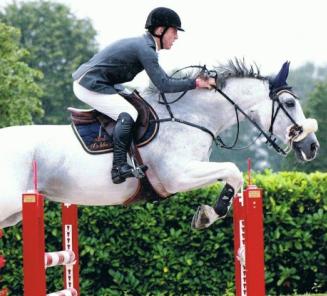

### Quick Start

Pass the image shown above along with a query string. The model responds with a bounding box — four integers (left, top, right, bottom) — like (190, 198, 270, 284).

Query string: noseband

(268, 87, 303, 152)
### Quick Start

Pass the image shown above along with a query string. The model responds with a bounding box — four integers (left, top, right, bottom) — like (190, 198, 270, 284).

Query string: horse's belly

(42, 172, 140, 206)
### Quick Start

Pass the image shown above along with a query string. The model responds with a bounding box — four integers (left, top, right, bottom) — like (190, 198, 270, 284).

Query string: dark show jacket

(72, 33, 196, 94)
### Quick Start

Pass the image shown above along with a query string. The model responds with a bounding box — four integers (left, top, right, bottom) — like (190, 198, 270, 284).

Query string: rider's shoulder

(115, 34, 155, 51)
(127, 33, 155, 50)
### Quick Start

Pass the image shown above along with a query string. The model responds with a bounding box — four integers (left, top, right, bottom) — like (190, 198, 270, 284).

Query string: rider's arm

(138, 47, 196, 93)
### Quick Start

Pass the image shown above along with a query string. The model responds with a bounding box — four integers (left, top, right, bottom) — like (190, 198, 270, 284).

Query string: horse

(0, 60, 319, 229)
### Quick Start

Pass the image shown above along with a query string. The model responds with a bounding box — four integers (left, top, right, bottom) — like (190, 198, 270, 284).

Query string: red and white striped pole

(22, 161, 79, 296)
(233, 159, 265, 296)
(62, 203, 80, 295)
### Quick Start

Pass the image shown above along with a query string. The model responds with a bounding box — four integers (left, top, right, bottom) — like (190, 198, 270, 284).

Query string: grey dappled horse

(0, 60, 319, 229)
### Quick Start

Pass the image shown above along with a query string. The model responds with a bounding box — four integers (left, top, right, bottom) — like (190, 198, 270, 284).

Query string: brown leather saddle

(68, 90, 159, 154)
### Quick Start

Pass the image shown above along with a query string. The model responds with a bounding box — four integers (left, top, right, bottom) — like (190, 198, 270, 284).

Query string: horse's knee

(225, 163, 243, 191)
(162, 171, 194, 193)
(163, 177, 187, 193)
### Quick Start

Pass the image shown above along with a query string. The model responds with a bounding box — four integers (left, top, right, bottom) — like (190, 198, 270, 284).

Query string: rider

(72, 7, 216, 184)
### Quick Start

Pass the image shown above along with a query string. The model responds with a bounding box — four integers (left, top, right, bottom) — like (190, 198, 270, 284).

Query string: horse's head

(255, 61, 319, 161)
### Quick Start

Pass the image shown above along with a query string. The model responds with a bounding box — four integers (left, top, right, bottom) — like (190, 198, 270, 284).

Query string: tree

(0, 22, 43, 128)
(0, 1, 98, 124)
(287, 63, 317, 103)
(305, 82, 327, 171)
(282, 81, 327, 172)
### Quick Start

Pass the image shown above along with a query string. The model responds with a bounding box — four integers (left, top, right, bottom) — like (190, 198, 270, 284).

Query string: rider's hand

(195, 77, 216, 89)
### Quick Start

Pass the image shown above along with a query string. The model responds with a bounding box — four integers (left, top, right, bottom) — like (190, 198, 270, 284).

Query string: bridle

(268, 87, 303, 153)
(153, 66, 304, 156)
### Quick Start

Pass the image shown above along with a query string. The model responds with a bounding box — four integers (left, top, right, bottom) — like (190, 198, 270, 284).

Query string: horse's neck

(207, 78, 270, 135)
(216, 78, 269, 134)
(142, 77, 269, 137)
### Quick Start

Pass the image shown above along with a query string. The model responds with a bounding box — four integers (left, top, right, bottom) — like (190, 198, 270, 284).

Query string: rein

(157, 65, 207, 105)
(153, 65, 219, 143)
(214, 87, 288, 155)
(156, 92, 217, 141)
(152, 65, 302, 156)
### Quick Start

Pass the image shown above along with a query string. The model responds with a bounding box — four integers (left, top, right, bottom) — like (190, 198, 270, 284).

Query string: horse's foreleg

(191, 183, 236, 230)
(164, 161, 243, 230)
(165, 161, 243, 193)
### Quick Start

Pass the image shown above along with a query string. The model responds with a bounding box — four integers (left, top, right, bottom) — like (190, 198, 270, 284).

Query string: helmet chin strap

(151, 27, 169, 49)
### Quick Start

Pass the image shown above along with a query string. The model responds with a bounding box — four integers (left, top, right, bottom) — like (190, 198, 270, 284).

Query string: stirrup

(111, 163, 148, 184)
(130, 154, 148, 179)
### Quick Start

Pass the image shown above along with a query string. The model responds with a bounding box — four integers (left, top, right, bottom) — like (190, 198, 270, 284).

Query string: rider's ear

(154, 26, 164, 35)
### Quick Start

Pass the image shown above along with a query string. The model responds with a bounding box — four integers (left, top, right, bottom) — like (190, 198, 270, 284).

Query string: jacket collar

(144, 32, 158, 52)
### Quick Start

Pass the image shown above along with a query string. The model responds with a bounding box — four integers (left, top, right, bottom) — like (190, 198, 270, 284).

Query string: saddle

(68, 90, 162, 205)
(68, 90, 159, 154)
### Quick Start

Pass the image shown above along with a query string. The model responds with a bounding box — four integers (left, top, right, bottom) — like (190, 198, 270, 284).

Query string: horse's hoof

(191, 205, 218, 230)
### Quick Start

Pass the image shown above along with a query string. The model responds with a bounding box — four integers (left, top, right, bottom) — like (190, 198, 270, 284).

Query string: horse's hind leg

(0, 163, 31, 228)
(0, 171, 29, 228)
(0, 130, 34, 228)
(0, 212, 22, 229)
(0, 187, 24, 228)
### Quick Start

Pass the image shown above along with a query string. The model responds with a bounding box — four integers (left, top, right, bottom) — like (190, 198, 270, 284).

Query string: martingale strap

(151, 92, 217, 142)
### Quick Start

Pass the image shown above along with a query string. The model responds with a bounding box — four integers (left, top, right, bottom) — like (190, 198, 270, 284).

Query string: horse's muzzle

(292, 133, 320, 161)
(288, 118, 318, 143)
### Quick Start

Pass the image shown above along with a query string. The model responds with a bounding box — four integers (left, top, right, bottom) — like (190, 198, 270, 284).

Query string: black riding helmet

(145, 7, 184, 49)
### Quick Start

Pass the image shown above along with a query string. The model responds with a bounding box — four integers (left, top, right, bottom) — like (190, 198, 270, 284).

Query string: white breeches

(73, 81, 138, 121)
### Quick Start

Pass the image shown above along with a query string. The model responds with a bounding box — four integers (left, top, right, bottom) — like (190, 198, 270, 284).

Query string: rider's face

(162, 27, 178, 49)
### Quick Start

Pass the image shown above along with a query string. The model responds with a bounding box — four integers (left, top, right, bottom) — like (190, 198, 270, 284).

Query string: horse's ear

(270, 61, 290, 90)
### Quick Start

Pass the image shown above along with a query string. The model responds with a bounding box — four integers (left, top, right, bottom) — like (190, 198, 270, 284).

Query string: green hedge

(0, 171, 326, 295)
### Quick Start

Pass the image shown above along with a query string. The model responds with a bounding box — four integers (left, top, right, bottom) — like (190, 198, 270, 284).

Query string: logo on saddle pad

(69, 91, 159, 154)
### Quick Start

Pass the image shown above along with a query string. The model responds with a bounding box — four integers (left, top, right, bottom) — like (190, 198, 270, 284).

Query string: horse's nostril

(311, 142, 318, 152)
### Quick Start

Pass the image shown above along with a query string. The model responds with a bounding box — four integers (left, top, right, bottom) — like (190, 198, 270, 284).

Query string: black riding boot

(111, 112, 135, 184)
(214, 183, 235, 217)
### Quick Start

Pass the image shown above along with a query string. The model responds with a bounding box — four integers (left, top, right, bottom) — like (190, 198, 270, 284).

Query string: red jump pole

(22, 160, 47, 295)
(233, 159, 265, 296)
(22, 190, 47, 295)
(0, 255, 5, 269)
(0, 229, 8, 296)
(0, 229, 5, 269)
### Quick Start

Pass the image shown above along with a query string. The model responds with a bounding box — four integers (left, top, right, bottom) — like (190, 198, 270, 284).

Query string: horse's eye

(285, 99, 295, 108)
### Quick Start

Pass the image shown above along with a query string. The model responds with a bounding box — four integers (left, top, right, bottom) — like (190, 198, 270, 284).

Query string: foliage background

(0, 22, 43, 128)
(0, 1, 98, 124)
(1, 172, 326, 295)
